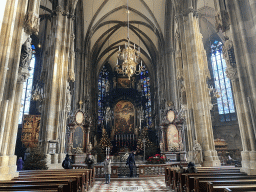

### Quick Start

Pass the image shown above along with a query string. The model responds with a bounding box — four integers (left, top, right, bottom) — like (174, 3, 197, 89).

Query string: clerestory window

(211, 41, 236, 122)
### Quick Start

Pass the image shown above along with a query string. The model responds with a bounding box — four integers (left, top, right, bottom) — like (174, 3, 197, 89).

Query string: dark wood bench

(209, 182, 256, 192)
(225, 187, 256, 192)
(0, 183, 67, 191)
(194, 176, 256, 192)
(165, 166, 242, 191)
(0, 191, 59, 192)
(19, 168, 94, 188)
(14, 175, 85, 191)
(207, 181, 256, 192)
(0, 178, 77, 191)
(183, 172, 247, 192)
(17, 169, 92, 191)
(164, 163, 188, 189)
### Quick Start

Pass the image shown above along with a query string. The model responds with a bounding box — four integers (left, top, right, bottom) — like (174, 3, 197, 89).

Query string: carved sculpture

(223, 37, 238, 81)
(20, 37, 33, 69)
(193, 140, 203, 164)
(17, 37, 33, 83)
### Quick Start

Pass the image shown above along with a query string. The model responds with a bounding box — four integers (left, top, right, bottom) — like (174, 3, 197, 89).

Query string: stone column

(1, 66, 30, 180)
(0, 0, 30, 180)
(0, 0, 25, 104)
(225, 0, 256, 175)
(180, 9, 220, 166)
(40, 4, 77, 169)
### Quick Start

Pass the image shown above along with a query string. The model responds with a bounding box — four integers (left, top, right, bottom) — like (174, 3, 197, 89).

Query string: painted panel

(114, 100, 134, 134)
(167, 124, 179, 151)
(117, 78, 131, 88)
(21, 115, 40, 148)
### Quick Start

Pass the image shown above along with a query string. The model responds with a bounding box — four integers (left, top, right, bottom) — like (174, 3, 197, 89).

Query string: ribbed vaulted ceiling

(39, 0, 215, 72)
(83, 0, 166, 72)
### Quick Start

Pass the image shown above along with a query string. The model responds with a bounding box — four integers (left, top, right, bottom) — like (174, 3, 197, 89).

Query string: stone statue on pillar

(66, 86, 72, 112)
(18, 37, 33, 83)
(193, 140, 203, 165)
(20, 37, 33, 69)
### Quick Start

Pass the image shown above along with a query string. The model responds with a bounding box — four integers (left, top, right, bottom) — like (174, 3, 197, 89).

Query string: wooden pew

(164, 166, 253, 192)
(0, 169, 95, 192)
(14, 174, 83, 191)
(0, 183, 67, 191)
(166, 166, 242, 191)
(18, 169, 92, 191)
(225, 187, 256, 192)
(0, 191, 59, 192)
(0, 179, 76, 191)
(183, 172, 247, 192)
(194, 176, 256, 192)
(208, 182, 256, 192)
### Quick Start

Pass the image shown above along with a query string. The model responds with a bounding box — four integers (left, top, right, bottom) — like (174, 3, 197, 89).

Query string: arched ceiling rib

(83, 0, 166, 71)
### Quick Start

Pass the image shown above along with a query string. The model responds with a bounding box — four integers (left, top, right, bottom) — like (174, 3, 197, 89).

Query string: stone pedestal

(240, 151, 256, 175)
(0, 155, 19, 180)
(71, 154, 87, 164)
(165, 151, 186, 162)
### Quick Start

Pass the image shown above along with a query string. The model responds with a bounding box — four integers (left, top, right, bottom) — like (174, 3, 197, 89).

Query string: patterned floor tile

(89, 177, 170, 192)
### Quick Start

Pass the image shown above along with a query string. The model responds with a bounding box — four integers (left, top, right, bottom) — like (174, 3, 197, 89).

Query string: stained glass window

(18, 45, 36, 124)
(211, 41, 236, 122)
(139, 69, 152, 127)
(98, 65, 110, 125)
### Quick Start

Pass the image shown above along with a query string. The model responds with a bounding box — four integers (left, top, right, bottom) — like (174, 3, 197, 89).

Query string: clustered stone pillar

(39, 2, 77, 169)
(221, 0, 256, 175)
(0, 0, 35, 180)
(177, 9, 220, 166)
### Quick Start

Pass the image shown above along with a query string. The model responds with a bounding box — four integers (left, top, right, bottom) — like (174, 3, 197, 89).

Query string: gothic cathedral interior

(1, 0, 256, 180)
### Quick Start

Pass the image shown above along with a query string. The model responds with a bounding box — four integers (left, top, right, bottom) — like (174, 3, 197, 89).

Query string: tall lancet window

(211, 41, 236, 122)
(98, 65, 110, 125)
(139, 69, 152, 127)
(18, 45, 36, 124)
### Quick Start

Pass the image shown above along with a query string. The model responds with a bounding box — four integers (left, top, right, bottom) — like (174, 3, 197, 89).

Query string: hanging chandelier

(116, 0, 144, 79)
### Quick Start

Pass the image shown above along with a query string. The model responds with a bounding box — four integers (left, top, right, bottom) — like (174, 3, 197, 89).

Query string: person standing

(85, 154, 94, 169)
(62, 154, 73, 169)
(103, 156, 111, 184)
(126, 151, 136, 177)
(17, 157, 24, 171)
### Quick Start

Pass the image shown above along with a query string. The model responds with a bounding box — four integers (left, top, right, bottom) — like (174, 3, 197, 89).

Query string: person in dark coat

(126, 151, 136, 177)
(187, 162, 197, 173)
(62, 154, 73, 169)
(85, 154, 94, 169)
(17, 157, 23, 171)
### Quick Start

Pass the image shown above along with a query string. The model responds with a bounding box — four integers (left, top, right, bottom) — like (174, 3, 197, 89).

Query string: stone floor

(89, 176, 171, 192)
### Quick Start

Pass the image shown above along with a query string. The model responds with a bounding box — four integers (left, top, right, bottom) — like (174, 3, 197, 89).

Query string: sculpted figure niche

(20, 37, 33, 69)
(193, 140, 203, 165)
(18, 37, 33, 83)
